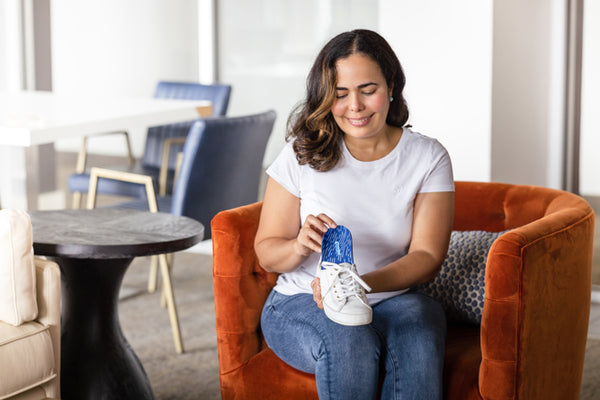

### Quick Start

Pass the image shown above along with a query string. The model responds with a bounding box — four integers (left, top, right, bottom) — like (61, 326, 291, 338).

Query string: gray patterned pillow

(420, 230, 506, 325)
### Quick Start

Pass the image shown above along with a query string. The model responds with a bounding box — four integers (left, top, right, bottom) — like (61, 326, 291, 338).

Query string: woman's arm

(255, 177, 336, 273)
(360, 191, 454, 293)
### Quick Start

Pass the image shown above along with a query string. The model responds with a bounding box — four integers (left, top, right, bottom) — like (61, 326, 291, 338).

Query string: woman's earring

(390, 96, 394, 102)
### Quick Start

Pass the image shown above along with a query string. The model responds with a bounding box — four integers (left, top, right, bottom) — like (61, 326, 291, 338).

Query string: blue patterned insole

(321, 225, 353, 266)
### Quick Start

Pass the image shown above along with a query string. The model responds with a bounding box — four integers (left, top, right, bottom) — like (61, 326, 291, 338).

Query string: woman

(255, 29, 454, 399)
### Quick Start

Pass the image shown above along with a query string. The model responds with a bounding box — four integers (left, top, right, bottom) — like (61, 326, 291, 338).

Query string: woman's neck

(343, 126, 403, 162)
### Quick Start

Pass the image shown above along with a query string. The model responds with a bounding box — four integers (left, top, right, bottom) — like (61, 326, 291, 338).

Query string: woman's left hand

(311, 277, 324, 309)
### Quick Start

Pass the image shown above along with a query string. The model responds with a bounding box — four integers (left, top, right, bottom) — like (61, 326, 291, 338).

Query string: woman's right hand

(255, 178, 337, 273)
(311, 277, 324, 309)
(294, 213, 337, 257)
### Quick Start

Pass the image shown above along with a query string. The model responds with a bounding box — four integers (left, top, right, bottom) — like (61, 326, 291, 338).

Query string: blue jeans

(261, 290, 446, 400)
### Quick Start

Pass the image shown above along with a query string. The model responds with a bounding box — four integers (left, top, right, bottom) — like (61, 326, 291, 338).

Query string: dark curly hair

(287, 29, 410, 171)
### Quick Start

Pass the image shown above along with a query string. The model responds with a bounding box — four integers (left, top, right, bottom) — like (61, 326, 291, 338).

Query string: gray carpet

(581, 338, 600, 400)
(119, 252, 221, 400)
(118, 252, 600, 400)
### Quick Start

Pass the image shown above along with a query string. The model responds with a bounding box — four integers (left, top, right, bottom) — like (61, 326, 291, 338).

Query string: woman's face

(330, 53, 392, 140)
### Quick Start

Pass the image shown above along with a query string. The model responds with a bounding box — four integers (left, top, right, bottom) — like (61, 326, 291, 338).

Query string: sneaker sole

(323, 306, 372, 326)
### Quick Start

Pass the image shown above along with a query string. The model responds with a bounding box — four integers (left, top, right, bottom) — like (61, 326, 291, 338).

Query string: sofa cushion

(0, 320, 56, 399)
(420, 230, 506, 325)
(0, 209, 37, 326)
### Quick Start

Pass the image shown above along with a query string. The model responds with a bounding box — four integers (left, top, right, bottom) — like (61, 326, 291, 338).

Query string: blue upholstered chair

(85, 110, 276, 352)
(88, 110, 276, 235)
(68, 81, 232, 208)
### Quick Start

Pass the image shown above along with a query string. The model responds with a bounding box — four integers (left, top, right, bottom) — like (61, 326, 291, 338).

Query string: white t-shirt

(266, 127, 455, 305)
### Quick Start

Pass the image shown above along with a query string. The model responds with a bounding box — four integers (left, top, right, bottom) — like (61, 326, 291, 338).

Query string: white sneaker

(318, 261, 372, 326)
(318, 225, 372, 326)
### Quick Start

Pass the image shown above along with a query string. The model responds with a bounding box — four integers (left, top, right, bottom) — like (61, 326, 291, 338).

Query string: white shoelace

(321, 262, 372, 302)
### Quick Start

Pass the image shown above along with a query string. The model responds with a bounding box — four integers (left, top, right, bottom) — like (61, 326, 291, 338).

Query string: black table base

(51, 256, 154, 400)
(31, 209, 204, 399)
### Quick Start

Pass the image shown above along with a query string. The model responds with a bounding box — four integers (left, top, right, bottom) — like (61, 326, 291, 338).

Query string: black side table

(30, 208, 204, 400)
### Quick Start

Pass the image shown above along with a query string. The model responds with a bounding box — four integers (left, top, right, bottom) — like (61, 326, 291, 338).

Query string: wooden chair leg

(72, 192, 82, 209)
(87, 167, 184, 353)
(160, 253, 174, 308)
(148, 256, 159, 293)
(158, 253, 184, 353)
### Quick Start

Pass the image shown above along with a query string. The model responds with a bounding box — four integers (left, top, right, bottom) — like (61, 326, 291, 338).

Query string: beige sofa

(0, 209, 61, 400)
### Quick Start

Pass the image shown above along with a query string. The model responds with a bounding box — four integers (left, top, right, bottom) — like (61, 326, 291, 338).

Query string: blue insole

(321, 225, 353, 265)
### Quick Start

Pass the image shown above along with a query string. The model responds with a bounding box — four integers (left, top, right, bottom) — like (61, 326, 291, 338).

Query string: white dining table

(0, 90, 211, 210)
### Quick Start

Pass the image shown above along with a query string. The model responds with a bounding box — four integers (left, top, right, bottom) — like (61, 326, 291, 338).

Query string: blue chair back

(142, 81, 232, 170)
(171, 110, 276, 237)
(154, 81, 231, 116)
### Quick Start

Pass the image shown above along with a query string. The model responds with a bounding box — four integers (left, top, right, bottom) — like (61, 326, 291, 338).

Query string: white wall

(379, 0, 493, 182)
(491, 0, 566, 189)
(0, 0, 24, 91)
(50, 0, 200, 155)
(580, 0, 600, 196)
(381, 0, 569, 188)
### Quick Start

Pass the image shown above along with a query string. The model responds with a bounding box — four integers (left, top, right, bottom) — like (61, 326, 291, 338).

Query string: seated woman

(254, 29, 454, 399)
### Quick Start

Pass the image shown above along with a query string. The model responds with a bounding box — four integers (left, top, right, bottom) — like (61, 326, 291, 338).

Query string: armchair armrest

(479, 197, 594, 399)
(87, 167, 158, 212)
(34, 257, 61, 398)
(34, 258, 60, 329)
(75, 131, 134, 173)
(211, 202, 279, 375)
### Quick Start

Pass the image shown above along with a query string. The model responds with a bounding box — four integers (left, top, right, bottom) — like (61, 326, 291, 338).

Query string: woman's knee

(317, 324, 381, 363)
(413, 293, 447, 338)
(372, 292, 446, 348)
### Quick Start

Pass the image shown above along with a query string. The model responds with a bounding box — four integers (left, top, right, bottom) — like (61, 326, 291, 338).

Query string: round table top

(29, 208, 204, 259)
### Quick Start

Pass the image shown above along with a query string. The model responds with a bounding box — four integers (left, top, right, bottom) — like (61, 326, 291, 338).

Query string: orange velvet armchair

(212, 181, 595, 400)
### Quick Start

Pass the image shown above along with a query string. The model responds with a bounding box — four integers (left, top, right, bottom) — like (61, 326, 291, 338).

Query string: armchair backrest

(453, 181, 591, 231)
(0, 209, 37, 326)
(142, 81, 232, 170)
(172, 110, 276, 238)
